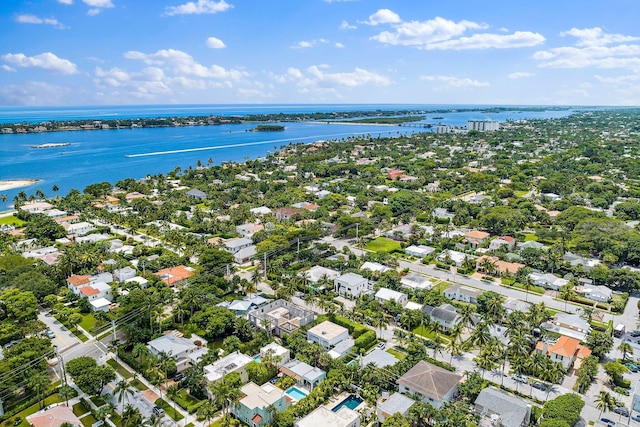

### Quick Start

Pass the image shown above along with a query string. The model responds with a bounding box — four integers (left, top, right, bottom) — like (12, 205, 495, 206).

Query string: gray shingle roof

(397, 360, 461, 401)
(474, 386, 530, 427)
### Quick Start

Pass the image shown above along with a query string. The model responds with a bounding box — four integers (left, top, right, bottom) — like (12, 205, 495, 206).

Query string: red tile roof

(155, 265, 194, 286)
(252, 414, 263, 424)
(66, 275, 90, 287)
(80, 286, 100, 297)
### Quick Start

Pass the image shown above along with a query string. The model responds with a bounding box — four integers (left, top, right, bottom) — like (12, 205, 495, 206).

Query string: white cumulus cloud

(272, 65, 391, 93)
(534, 27, 640, 70)
(57, 0, 73, 4)
(1, 52, 78, 74)
(369, 12, 543, 50)
(508, 72, 533, 79)
(362, 9, 401, 26)
(82, 0, 113, 6)
(1, 65, 16, 72)
(15, 14, 66, 29)
(421, 75, 489, 88)
(206, 37, 226, 49)
(340, 20, 356, 30)
(165, 0, 233, 16)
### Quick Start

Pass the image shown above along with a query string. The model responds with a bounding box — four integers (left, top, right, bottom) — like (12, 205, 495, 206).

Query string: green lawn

(155, 399, 184, 421)
(174, 389, 203, 413)
(386, 348, 406, 360)
(514, 190, 529, 197)
(106, 359, 133, 379)
(523, 233, 538, 242)
(364, 237, 401, 253)
(0, 215, 25, 226)
(130, 378, 148, 391)
(72, 402, 89, 417)
(80, 413, 98, 427)
(79, 313, 96, 333)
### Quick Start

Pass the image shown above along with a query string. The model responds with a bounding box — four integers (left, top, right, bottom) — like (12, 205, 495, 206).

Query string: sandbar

(0, 179, 41, 191)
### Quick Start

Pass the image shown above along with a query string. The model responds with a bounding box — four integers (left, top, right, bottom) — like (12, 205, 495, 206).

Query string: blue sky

(1, 0, 640, 106)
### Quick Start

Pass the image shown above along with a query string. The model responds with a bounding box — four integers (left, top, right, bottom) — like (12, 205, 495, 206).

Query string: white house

(528, 272, 569, 290)
(204, 351, 252, 384)
(423, 304, 460, 331)
(301, 266, 340, 287)
(582, 285, 612, 303)
(260, 343, 290, 366)
(224, 237, 254, 254)
(360, 261, 392, 273)
(334, 273, 372, 298)
(400, 273, 433, 290)
(148, 331, 208, 372)
(377, 392, 415, 424)
(405, 245, 435, 258)
(489, 236, 516, 251)
(443, 284, 481, 304)
(474, 387, 531, 427)
(375, 288, 408, 306)
(296, 406, 359, 427)
(64, 221, 95, 236)
(307, 321, 349, 350)
(397, 361, 462, 408)
(113, 266, 136, 283)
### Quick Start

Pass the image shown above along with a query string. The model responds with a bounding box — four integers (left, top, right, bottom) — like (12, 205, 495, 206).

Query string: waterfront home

(307, 320, 350, 350)
(231, 382, 289, 427)
(397, 360, 462, 408)
(334, 273, 372, 298)
(279, 359, 326, 390)
(377, 392, 415, 424)
(19, 201, 53, 214)
(474, 386, 531, 427)
(296, 406, 360, 427)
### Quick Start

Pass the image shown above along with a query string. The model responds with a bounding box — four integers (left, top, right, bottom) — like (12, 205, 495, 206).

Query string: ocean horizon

(0, 104, 584, 204)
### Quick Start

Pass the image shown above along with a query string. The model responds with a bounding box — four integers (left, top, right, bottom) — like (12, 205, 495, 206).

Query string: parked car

(531, 381, 547, 391)
(631, 331, 640, 337)
(626, 362, 638, 372)
(45, 330, 55, 339)
(614, 407, 630, 416)
(631, 413, 640, 422)
(172, 373, 184, 382)
(512, 374, 527, 383)
(601, 418, 616, 426)
(152, 406, 165, 416)
(377, 342, 385, 349)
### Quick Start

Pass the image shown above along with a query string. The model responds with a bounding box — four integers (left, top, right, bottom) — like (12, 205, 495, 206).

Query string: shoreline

(0, 179, 41, 192)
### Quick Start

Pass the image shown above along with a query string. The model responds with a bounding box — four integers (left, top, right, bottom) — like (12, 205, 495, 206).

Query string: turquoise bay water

(0, 104, 578, 202)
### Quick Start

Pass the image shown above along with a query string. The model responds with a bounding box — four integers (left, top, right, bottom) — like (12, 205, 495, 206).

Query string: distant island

(250, 124, 285, 132)
(432, 116, 444, 119)
(0, 106, 573, 135)
(31, 142, 71, 149)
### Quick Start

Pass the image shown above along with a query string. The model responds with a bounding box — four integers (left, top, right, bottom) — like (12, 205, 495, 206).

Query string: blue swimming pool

(332, 394, 363, 412)
(286, 386, 308, 401)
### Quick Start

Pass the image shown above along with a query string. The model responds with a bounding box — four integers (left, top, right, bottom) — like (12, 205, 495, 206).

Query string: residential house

(234, 245, 257, 264)
(273, 207, 304, 221)
(562, 252, 601, 270)
(536, 336, 592, 371)
(360, 348, 400, 369)
(307, 321, 350, 350)
(581, 285, 612, 303)
(489, 236, 516, 251)
(20, 201, 53, 214)
(231, 382, 289, 427)
(224, 237, 254, 254)
(405, 245, 435, 258)
(477, 256, 525, 276)
(528, 272, 569, 291)
(260, 343, 290, 366)
(218, 295, 269, 316)
(186, 189, 207, 200)
(296, 406, 359, 427)
(113, 266, 136, 283)
(432, 208, 454, 221)
(64, 221, 95, 236)
(377, 392, 415, 424)
(66, 273, 112, 295)
(517, 241, 547, 251)
(437, 250, 470, 267)
(474, 386, 531, 427)
(465, 230, 490, 248)
(26, 404, 82, 427)
(279, 359, 326, 390)
(423, 304, 459, 331)
(301, 266, 340, 289)
(236, 223, 264, 238)
(443, 284, 480, 304)
(385, 224, 414, 241)
(154, 265, 194, 287)
(400, 273, 433, 290)
(248, 299, 315, 336)
(360, 261, 391, 273)
(375, 288, 408, 306)
(396, 360, 462, 408)
(250, 206, 272, 216)
(334, 273, 372, 298)
(541, 313, 591, 342)
(147, 331, 208, 372)
(203, 351, 252, 384)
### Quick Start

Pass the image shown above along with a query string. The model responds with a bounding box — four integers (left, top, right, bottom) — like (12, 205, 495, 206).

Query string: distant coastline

(31, 142, 71, 149)
(0, 179, 41, 191)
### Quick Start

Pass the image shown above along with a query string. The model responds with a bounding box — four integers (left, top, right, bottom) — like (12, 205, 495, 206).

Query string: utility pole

(263, 252, 267, 280)
(355, 223, 359, 247)
(54, 347, 67, 386)
(111, 319, 117, 342)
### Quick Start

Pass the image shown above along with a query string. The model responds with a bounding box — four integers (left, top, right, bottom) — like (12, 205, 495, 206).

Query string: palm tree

(457, 304, 476, 333)
(619, 342, 633, 361)
(28, 372, 50, 409)
(0, 194, 7, 209)
(114, 379, 134, 406)
(523, 276, 534, 302)
(132, 342, 149, 363)
(558, 283, 575, 311)
(595, 390, 616, 419)
(474, 351, 496, 379)
(122, 404, 143, 427)
(197, 400, 218, 426)
(166, 384, 180, 420)
(142, 413, 163, 427)
(471, 321, 492, 349)
(58, 385, 75, 406)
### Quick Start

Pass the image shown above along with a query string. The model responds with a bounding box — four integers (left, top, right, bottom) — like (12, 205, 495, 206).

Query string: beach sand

(0, 179, 41, 191)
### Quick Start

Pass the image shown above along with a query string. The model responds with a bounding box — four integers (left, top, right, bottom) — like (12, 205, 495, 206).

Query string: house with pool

(231, 382, 289, 427)
(279, 359, 326, 390)
(295, 406, 360, 427)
